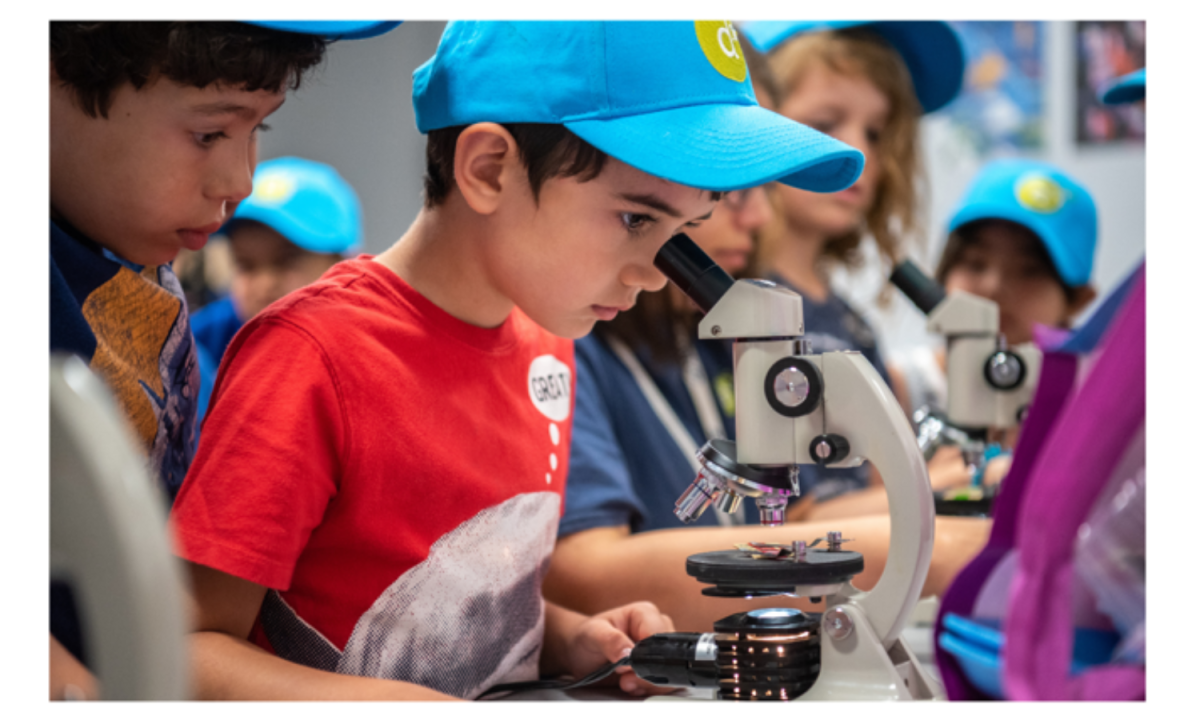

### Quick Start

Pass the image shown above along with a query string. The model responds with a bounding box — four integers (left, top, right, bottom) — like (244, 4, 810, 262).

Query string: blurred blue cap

(412, 21, 864, 193)
(738, 21, 965, 113)
(242, 21, 401, 40)
(1100, 68, 1145, 105)
(230, 157, 363, 256)
(948, 159, 1098, 287)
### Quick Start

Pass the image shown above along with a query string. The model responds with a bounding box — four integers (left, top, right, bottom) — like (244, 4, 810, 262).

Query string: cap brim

(565, 103, 863, 193)
(244, 21, 402, 40)
(1101, 69, 1145, 105)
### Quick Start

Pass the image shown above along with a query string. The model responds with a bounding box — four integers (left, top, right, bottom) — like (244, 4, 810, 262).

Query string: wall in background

(259, 21, 1145, 358)
(258, 22, 446, 252)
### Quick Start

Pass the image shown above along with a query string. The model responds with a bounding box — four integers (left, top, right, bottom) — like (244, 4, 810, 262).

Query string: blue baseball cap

(412, 21, 864, 193)
(229, 157, 363, 256)
(738, 21, 965, 113)
(947, 159, 1097, 287)
(242, 21, 402, 40)
(1101, 68, 1145, 105)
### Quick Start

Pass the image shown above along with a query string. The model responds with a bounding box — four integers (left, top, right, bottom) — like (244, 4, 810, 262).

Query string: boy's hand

(563, 601, 675, 697)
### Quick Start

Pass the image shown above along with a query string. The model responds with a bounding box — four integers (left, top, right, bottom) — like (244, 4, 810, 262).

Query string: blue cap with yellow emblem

(737, 21, 965, 113)
(229, 156, 363, 256)
(947, 159, 1097, 287)
(412, 21, 864, 193)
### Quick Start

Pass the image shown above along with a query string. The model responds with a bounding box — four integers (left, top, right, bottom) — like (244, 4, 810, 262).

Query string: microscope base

(801, 602, 943, 701)
(645, 602, 944, 702)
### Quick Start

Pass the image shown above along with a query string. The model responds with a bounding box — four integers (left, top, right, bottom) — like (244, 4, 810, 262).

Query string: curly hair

(763, 27, 924, 273)
(50, 22, 328, 118)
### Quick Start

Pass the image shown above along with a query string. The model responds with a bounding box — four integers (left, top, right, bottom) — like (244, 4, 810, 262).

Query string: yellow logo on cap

(253, 174, 296, 205)
(1015, 174, 1067, 214)
(695, 21, 746, 83)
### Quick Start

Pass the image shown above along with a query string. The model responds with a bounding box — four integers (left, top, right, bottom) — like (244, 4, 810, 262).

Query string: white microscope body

(691, 277, 941, 701)
(889, 259, 1041, 462)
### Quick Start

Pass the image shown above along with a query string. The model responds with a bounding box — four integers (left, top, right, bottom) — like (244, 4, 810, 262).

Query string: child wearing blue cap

(170, 21, 870, 700)
(49, 20, 396, 699)
(546, 46, 988, 632)
(890, 159, 1099, 419)
(191, 156, 363, 422)
(736, 21, 969, 518)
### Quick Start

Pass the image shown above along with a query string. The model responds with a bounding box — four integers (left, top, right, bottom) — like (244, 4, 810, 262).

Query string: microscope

(889, 259, 1041, 511)
(624, 235, 940, 701)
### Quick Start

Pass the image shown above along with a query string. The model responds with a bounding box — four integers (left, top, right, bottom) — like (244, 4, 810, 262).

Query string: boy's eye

(194, 130, 229, 147)
(254, 122, 272, 136)
(866, 126, 883, 146)
(620, 212, 655, 233)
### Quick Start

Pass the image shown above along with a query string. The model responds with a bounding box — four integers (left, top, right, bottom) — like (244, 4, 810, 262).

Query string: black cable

(477, 656, 632, 699)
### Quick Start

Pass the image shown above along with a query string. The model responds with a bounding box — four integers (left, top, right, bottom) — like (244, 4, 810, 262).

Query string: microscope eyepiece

(655, 233, 736, 314)
(889, 259, 946, 316)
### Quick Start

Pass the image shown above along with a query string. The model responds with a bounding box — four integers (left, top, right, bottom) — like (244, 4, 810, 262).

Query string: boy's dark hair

(50, 22, 328, 118)
(424, 123, 724, 209)
(423, 123, 609, 208)
(936, 218, 1090, 303)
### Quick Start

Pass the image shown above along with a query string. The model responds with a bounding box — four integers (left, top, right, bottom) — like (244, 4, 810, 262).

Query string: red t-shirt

(171, 257, 574, 698)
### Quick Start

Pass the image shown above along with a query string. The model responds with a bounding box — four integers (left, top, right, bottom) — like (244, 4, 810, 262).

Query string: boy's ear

(453, 123, 523, 215)
(1066, 284, 1098, 321)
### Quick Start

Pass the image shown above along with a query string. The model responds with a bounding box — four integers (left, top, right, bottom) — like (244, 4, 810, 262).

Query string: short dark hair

(936, 218, 1088, 302)
(423, 123, 609, 208)
(50, 22, 328, 118)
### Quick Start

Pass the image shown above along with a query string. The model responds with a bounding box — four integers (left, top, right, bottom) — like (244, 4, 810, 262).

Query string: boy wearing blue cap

(170, 21, 867, 700)
(49, 20, 397, 699)
(890, 159, 1099, 418)
(191, 156, 364, 421)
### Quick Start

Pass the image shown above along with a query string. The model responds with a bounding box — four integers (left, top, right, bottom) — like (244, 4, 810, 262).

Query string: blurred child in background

(190, 156, 362, 420)
(889, 158, 1099, 420)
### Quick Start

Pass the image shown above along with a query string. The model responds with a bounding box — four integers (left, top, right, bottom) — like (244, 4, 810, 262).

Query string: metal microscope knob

(809, 434, 850, 466)
(764, 357, 823, 417)
(984, 349, 1027, 390)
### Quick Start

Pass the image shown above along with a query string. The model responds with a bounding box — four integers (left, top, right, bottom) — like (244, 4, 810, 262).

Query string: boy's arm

(187, 562, 458, 701)
(544, 515, 989, 633)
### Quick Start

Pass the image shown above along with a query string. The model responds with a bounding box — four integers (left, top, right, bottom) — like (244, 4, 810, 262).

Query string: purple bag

(935, 262, 1146, 701)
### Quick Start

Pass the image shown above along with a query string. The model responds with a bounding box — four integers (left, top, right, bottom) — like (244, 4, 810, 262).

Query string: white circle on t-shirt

(550, 453, 558, 471)
(527, 355, 572, 422)
(549, 423, 560, 446)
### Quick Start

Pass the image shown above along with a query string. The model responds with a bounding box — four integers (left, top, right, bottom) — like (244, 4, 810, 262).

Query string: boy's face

(51, 73, 286, 267)
(227, 221, 343, 321)
(486, 157, 717, 339)
(943, 222, 1079, 346)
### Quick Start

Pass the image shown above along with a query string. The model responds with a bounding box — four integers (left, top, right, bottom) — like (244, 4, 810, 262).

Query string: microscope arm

(50, 355, 189, 700)
(817, 352, 935, 648)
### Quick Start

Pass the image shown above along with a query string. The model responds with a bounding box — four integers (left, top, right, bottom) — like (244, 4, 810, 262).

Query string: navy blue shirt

(51, 217, 200, 666)
(561, 333, 737, 535)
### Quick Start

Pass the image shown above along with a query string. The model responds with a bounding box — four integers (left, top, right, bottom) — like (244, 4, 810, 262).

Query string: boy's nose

(626, 260, 669, 293)
(210, 145, 256, 207)
(974, 269, 1003, 299)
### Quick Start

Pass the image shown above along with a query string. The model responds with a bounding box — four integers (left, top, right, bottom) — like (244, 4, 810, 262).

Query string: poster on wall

(1075, 21, 1146, 145)
(940, 21, 1044, 155)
